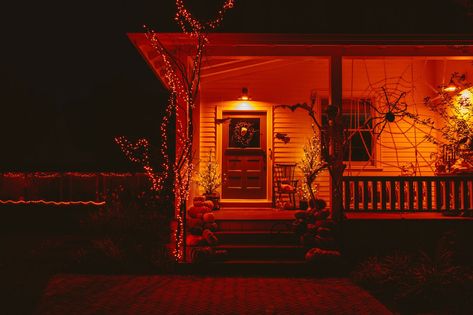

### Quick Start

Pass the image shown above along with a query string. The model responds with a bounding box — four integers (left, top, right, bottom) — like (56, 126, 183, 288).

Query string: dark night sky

(1, 0, 471, 171)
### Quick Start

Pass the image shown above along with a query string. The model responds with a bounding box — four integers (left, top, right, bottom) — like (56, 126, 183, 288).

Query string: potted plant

(195, 150, 222, 210)
(298, 179, 311, 210)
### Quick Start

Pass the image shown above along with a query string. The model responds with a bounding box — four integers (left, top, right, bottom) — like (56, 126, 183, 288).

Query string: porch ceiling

(200, 56, 326, 82)
(127, 33, 473, 87)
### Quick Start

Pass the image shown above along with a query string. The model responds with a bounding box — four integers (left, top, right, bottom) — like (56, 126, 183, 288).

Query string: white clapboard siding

(273, 106, 331, 205)
(197, 57, 331, 204)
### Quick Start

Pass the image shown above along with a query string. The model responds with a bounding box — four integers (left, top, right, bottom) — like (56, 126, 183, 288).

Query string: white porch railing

(343, 175, 473, 211)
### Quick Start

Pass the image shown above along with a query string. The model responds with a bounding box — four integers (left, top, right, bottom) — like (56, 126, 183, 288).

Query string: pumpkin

(202, 229, 218, 245)
(186, 235, 204, 247)
(190, 246, 213, 263)
(187, 217, 203, 230)
(203, 222, 218, 232)
(189, 206, 205, 219)
(193, 201, 205, 207)
(313, 209, 330, 220)
(305, 247, 341, 263)
(193, 196, 206, 202)
(203, 200, 214, 210)
(202, 212, 215, 223)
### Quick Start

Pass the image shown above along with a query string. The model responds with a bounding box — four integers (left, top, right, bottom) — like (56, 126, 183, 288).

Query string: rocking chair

(273, 163, 298, 209)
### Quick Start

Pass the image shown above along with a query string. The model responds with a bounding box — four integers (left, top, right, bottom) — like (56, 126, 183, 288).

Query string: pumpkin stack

(186, 196, 223, 263)
(292, 199, 341, 267)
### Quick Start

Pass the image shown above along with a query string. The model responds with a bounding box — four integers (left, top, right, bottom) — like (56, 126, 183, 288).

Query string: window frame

(321, 97, 380, 169)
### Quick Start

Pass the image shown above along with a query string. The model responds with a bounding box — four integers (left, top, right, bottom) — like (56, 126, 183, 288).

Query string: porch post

(329, 55, 346, 222)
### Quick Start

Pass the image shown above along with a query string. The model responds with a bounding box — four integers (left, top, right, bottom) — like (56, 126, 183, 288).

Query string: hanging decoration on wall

(275, 132, 290, 144)
(115, 0, 234, 261)
(215, 117, 231, 125)
(230, 119, 260, 148)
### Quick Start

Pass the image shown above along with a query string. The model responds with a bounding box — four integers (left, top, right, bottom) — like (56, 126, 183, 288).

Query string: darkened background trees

(1, 0, 471, 170)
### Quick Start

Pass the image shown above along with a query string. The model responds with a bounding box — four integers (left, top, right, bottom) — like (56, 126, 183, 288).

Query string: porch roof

(129, 33, 473, 55)
(128, 33, 473, 86)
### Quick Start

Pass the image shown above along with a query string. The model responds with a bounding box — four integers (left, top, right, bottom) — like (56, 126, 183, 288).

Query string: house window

(322, 98, 375, 163)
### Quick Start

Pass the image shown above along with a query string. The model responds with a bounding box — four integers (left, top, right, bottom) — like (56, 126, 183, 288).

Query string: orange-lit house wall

(342, 58, 438, 177)
(196, 57, 331, 204)
(193, 57, 473, 206)
(340, 58, 473, 178)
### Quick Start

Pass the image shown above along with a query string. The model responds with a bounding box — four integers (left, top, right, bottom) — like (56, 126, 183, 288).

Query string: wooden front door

(222, 112, 267, 199)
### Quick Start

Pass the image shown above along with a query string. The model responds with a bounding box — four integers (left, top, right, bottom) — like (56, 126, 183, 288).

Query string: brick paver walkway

(35, 275, 391, 314)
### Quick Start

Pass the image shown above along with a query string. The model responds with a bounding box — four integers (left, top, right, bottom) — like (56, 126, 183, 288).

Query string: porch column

(329, 55, 346, 222)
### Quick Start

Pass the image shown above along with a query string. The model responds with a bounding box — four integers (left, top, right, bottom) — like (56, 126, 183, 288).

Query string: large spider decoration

(360, 86, 409, 139)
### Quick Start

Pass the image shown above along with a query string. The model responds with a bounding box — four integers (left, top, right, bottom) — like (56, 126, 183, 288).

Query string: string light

(0, 172, 145, 205)
(114, 134, 171, 193)
(1, 172, 137, 178)
(0, 200, 105, 206)
(174, 0, 234, 35)
(117, 0, 234, 261)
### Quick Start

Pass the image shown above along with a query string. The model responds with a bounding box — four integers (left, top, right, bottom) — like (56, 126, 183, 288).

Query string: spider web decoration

(345, 60, 437, 175)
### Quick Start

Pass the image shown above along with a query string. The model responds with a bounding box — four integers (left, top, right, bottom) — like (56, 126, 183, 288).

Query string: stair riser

(178, 263, 315, 276)
(217, 220, 293, 231)
(215, 247, 307, 260)
(216, 233, 299, 245)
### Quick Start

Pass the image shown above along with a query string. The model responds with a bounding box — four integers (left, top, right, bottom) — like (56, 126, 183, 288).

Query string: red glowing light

(443, 85, 458, 92)
(0, 200, 105, 206)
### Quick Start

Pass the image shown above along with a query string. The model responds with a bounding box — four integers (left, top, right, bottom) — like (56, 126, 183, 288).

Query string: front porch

(214, 207, 473, 220)
(188, 204, 473, 267)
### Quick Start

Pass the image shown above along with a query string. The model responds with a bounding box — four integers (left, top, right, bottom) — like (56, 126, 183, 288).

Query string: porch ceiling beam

(201, 57, 321, 83)
(204, 45, 473, 57)
(201, 57, 252, 71)
(130, 33, 473, 45)
(201, 59, 283, 79)
(129, 33, 473, 57)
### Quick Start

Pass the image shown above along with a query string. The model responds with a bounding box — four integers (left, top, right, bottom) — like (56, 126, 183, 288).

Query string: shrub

(352, 233, 473, 314)
(32, 187, 174, 273)
(78, 187, 174, 272)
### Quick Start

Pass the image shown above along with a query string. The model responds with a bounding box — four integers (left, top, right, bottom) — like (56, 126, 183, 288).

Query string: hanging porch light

(239, 87, 251, 100)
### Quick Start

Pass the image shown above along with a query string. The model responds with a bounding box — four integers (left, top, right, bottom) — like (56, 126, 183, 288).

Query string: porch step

(218, 259, 305, 265)
(210, 260, 308, 274)
(177, 260, 312, 275)
(191, 207, 306, 264)
(219, 201, 273, 208)
(214, 244, 306, 260)
(215, 231, 299, 245)
(217, 219, 294, 231)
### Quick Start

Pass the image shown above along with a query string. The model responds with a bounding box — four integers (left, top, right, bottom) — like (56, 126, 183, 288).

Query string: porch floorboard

(213, 207, 296, 220)
(213, 207, 473, 220)
(345, 212, 473, 220)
